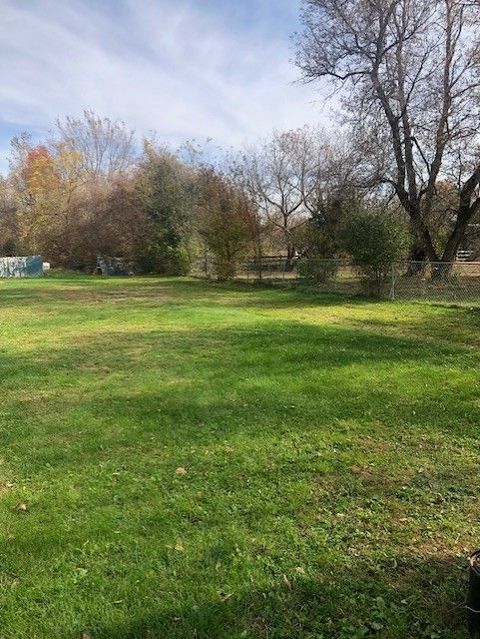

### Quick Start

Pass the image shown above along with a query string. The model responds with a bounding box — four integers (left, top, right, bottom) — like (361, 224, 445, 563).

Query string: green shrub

(297, 258, 338, 285)
(294, 216, 338, 261)
(341, 209, 410, 297)
(140, 230, 191, 275)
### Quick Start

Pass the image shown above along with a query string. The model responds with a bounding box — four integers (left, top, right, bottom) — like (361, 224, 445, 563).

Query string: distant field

(0, 275, 478, 638)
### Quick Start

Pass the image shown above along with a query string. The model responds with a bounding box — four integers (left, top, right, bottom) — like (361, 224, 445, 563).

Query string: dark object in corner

(467, 550, 480, 637)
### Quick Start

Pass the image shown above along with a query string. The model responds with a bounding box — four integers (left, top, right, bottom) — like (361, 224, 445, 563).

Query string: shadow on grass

(0, 318, 475, 436)
(0, 319, 477, 527)
(93, 554, 467, 639)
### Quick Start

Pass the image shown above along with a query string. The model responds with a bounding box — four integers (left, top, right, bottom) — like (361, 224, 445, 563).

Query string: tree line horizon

(0, 0, 479, 276)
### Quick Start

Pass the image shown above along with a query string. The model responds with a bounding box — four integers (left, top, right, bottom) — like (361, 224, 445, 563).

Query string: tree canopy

(295, 0, 480, 263)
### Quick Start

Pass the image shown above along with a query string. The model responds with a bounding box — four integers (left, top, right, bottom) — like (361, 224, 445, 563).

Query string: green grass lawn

(0, 275, 479, 638)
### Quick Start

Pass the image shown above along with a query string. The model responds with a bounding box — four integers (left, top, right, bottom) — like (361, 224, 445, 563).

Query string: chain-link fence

(391, 260, 480, 303)
(192, 257, 480, 305)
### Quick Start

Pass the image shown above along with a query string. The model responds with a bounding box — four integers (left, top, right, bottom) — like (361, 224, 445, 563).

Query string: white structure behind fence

(0, 256, 44, 278)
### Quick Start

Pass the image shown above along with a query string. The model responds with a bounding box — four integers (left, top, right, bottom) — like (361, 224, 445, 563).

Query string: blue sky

(0, 0, 331, 169)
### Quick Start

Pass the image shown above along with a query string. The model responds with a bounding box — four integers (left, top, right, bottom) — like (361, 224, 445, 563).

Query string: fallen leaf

(15, 503, 27, 512)
(220, 592, 233, 602)
(175, 467, 187, 476)
(283, 574, 292, 590)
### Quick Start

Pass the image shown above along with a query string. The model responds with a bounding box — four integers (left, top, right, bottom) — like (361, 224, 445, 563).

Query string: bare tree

(54, 109, 136, 180)
(295, 0, 480, 266)
(232, 128, 365, 263)
(233, 128, 325, 263)
(301, 133, 366, 224)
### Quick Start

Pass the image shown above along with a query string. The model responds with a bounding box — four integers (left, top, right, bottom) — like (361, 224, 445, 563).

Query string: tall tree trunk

(285, 242, 296, 272)
(408, 204, 439, 263)
(439, 170, 480, 271)
(405, 242, 427, 276)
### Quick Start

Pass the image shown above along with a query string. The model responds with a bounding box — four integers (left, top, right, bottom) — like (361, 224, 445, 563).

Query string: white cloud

(0, 0, 333, 153)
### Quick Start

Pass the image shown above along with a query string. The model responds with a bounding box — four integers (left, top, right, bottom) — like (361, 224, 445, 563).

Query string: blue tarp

(0, 256, 44, 278)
